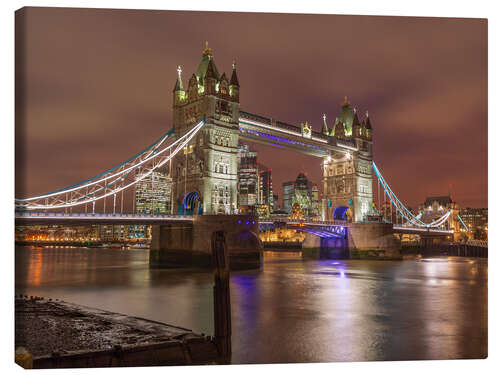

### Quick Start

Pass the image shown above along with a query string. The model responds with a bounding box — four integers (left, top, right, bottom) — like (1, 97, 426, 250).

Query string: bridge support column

(150, 215, 262, 270)
(302, 234, 349, 260)
(347, 222, 402, 259)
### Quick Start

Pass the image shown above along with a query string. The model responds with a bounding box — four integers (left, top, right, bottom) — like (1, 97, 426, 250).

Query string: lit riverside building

(237, 143, 258, 213)
(127, 167, 172, 240)
(459, 207, 488, 239)
(282, 172, 319, 218)
(134, 167, 172, 214)
(282, 181, 295, 214)
(257, 164, 274, 217)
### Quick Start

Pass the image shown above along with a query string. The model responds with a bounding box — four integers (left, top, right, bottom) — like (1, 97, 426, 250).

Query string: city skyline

(15, 8, 487, 209)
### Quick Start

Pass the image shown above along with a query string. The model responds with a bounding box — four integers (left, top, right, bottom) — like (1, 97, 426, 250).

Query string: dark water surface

(15, 246, 487, 363)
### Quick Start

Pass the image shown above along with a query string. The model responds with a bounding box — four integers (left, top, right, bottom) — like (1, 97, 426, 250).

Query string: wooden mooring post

(211, 231, 231, 363)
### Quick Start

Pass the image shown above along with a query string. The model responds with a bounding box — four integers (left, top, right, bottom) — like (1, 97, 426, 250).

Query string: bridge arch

(182, 191, 202, 215)
(333, 206, 350, 221)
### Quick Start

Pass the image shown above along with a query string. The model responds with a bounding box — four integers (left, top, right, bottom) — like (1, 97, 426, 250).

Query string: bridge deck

(16, 213, 455, 237)
(15, 212, 194, 225)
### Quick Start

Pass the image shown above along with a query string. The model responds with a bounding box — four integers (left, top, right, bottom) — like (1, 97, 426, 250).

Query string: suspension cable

(16, 120, 205, 210)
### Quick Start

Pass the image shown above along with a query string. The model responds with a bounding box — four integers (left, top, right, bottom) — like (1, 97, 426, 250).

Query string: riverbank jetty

(15, 296, 218, 368)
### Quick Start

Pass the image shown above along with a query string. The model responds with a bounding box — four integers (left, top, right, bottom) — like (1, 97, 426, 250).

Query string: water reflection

(15, 247, 487, 363)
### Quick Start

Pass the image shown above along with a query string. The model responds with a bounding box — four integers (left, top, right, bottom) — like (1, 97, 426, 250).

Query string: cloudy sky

(15, 7, 487, 209)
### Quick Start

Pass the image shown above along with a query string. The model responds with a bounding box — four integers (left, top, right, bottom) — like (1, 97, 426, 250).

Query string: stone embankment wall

(402, 243, 487, 258)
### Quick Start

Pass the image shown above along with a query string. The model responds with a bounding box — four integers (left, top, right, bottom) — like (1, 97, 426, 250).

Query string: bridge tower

(171, 43, 240, 215)
(321, 98, 373, 222)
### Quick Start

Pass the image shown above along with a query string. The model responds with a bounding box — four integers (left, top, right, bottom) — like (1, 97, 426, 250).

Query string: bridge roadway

(260, 219, 454, 237)
(259, 219, 348, 238)
(15, 212, 194, 226)
(16, 212, 454, 237)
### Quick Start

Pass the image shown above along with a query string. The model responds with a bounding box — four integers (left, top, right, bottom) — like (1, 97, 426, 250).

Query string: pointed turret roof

(205, 57, 218, 80)
(322, 114, 329, 135)
(365, 111, 372, 129)
(334, 96, 356, 135)
(195, 42, 220, 82)
(188, 73, 197, 87)
(173, 66, 184, 92)
(352, 108, 360, 127)
(230, 60, 239, 86)
(219, 72, 228, 84)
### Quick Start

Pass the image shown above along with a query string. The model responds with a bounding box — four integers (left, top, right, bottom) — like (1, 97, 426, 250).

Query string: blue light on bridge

(334, 206, 349, 220)
(265, 142, 285, 148)
(240, 127, 327, 153)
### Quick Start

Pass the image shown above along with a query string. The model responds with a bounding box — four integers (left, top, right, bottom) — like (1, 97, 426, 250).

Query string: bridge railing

(260, 218, 347, 226)
(15, 211, 194, 221)
(392, 225, 454, 234)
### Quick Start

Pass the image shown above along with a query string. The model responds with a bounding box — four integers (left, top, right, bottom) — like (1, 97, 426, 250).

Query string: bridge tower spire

(322, 114, 329, 135)
(171, 43, 240, 215)
(229, 60, 239, 101)
(173, 65, 186, 106)
(363, 111, 372, 139)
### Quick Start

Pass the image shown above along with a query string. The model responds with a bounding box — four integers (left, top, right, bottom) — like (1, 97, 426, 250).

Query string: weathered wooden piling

(211, 231, 231, 363)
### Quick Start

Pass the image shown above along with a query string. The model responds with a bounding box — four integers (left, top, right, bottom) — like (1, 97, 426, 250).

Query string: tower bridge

(15, 43, 468, 268)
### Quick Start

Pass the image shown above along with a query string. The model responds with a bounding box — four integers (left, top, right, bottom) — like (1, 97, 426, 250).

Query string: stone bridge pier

(302, 222, 401, 260)
(302, 234, 349, 259)
(150, 215, 262, 270)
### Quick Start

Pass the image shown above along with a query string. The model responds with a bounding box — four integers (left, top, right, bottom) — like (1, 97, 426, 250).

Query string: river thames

(15, 246, 487, 363)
